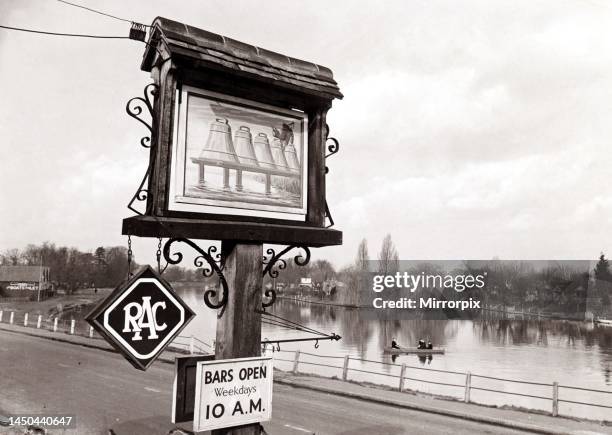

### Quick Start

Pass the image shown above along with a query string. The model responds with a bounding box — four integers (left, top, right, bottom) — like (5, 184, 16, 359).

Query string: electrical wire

(0, 24, 130, 39)
(55, 0, 148, 26)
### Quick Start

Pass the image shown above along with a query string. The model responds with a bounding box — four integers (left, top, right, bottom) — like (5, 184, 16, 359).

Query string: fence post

(552, 382, 559, 417)
(53, 318, 58, 332)
(465, 372, 472, 403)
(0, 310, 3, 322)
(70, 319, 75, 335)
(292, 350, 300, 374)
(89, 326, 94, 338)
(9, 312, 14, 325)
(190, 336, 195, 354)
(23, 313, 28, 327)
(399, 363, 407, 392)
(37, 315, 42, 329)
(342, 355, 350, 381)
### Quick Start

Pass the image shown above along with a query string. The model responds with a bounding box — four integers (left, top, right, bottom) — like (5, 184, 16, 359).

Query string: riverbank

(277, 294, 362, 308)
(0, 287, 111, 318)
(0, 320, 611, 434)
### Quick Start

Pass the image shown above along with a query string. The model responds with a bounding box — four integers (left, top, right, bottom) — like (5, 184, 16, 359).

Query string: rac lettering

(122, 296, 167, 341)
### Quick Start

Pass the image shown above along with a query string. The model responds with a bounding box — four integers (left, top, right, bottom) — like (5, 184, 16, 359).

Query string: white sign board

(193, 356, 273, 432)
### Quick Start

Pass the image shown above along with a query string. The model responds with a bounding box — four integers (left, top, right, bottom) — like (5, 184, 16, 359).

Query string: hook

(314, 339, 319, 349)
(276, 342, 281, 352)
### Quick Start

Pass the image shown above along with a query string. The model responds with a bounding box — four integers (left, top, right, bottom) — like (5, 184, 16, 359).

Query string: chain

(127, 235, 133, 278)
(156, 237, 162, 273)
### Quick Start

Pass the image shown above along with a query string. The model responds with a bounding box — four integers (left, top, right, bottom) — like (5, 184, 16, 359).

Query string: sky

(2, 0, 612, 268)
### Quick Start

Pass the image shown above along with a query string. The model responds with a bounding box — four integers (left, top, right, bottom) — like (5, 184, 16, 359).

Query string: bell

(283, 143, 300, 172)
(199, 118, 239, 163)
(253, 133, 276, 170)
(233, 126, 259, 167)
(270, 137, 290, 171)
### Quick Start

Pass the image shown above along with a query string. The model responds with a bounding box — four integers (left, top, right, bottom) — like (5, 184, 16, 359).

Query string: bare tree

(2, 248, 21, 265)
(311, 259, 335, 284)
(378, 234, 399, 275)
(355, 238, 369, 271)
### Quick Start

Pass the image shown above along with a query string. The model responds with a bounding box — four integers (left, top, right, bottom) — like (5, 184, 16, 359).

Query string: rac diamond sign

(86, 265, 195, 370)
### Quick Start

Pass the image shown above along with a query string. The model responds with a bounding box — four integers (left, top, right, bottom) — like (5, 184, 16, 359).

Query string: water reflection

(176, 289, 612, 419)
(177, 290, 612, 385)
(259, 300, 612, 386)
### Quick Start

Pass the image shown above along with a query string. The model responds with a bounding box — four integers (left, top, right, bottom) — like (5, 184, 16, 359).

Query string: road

(0, 330, 533, 435)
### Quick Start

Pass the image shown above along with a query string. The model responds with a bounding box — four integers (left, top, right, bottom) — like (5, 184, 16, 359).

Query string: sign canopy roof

(141, 17, 343, 100)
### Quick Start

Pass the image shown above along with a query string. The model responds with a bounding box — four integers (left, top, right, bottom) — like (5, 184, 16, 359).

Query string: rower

(391, 338, 400, 349)
(417, 339, 425, 349)
(426, 341, 433, 350)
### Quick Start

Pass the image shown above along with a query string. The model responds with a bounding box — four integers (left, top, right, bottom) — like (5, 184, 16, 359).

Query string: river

(176, 287, 612, 421)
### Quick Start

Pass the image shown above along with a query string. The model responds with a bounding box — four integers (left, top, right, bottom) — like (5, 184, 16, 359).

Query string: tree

(104, 246, 130, 287)
(594, 254, 612, 282)
(355, 238, 369, 271)
(2, 248, 21, 265)
(21, 244, 42, 265)
(311, 259, 335, 284)
(93, 247, 107, 288)
(94, 247, 107, 266)
(378, 234, 399, 275)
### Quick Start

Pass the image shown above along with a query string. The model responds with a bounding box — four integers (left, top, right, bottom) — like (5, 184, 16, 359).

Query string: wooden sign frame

(122, 17, 343, 246)
(172, 354, 215, 424)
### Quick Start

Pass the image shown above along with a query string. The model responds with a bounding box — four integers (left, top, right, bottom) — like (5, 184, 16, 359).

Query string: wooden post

(213, 242, 262, 435)
(399, 363, 407, 392)
(89, 326, 94, 338)
(190, 335, 195, 354)
(70, 319, 75, 335)
(465, 372, 472, 403)
(9, 312, 14, 325)
(37, 315, 42, 329)
(342, 355, 350, 381)
(53, 318, 58, 332)
(292, 350, 300, 374)
(0, 310, 3, 322)
(23, 313, 28, 327)
(552, 382, 559, 416)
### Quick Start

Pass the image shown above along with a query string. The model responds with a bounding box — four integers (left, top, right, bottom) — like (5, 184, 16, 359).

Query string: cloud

(3, 0, 612, 268)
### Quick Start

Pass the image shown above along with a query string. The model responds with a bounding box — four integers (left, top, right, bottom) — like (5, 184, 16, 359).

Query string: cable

(55, 0, 148, 26)
(0, 24, 130, 39)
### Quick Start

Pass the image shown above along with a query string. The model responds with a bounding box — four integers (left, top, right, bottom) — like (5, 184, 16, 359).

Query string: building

(0, 265, 53, 300)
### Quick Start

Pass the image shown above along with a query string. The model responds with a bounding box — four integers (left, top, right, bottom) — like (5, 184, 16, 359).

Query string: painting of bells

(192, 117, 237, 191)
(283, 143, 300, 172)
(199, 118, 238, 164)
(253, 133, 277, 170)
(234, 126, 259, 167)
(186, 98, 304, 210)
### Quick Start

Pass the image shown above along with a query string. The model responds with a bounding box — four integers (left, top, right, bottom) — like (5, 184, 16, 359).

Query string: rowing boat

(383, 347, 445, 355)
(595, 318, 612, 326)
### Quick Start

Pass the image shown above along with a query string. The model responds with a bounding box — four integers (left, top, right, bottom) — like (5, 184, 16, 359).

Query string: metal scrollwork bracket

(126, 83, 158, 215)
(261, 245, 311, 309)
(324, 123, 340, 174)
(163, 238, 228, 318)
(323, 123, 339, 228)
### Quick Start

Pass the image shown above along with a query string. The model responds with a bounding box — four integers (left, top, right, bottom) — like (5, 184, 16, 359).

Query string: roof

(0, 266, 47, 282)
(142, 17, 343, 100)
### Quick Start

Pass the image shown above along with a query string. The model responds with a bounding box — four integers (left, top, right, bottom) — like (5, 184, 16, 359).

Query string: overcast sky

(2, 0, 612, 268)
